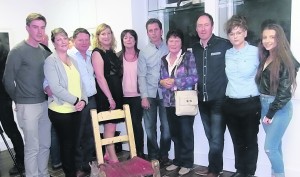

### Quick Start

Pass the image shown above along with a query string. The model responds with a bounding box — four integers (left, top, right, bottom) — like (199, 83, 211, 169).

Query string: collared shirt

(68, 47, 97, 97)
(166, 49, 182, 77)
(138, 41, 169, 99)
(192, 34, 232, 101)
(225, 42, 260, 98)
(160, 51, 198, 107)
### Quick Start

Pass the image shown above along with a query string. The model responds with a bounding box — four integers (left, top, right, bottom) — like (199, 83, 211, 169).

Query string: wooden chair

(90, 104, 161, 177)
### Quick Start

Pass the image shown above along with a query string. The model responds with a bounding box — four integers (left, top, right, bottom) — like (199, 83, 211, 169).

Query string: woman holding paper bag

(159, 29, 198, 176)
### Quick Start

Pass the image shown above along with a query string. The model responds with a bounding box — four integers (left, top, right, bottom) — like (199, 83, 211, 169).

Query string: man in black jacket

(192, 13, 232, 177)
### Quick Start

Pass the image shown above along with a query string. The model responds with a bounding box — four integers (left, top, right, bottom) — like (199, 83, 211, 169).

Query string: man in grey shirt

(68, 28, 97, 177)
(138, 18, 171, 165)
(3, 13, 51, 177)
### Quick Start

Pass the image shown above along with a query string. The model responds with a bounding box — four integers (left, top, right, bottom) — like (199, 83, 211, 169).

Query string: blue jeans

(50, 125, 61, 166)
(198, 99, 226, 174)
(260, 95, 292, 177)
(143, 96, 171, 160)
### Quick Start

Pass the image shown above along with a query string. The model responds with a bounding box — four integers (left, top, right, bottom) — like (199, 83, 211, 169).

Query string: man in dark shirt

(192, 13, 232, 177)
(0, 42, 25, 175)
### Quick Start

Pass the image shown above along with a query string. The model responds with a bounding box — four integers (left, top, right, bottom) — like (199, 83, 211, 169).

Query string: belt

(225, 96, 259, 104)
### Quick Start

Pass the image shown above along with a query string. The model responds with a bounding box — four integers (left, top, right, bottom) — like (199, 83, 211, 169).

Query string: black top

(192, 34, 232, 102)
(92, 48, 123, 117)
(0, 43, 10, 100)
(257, 58, 300, 119)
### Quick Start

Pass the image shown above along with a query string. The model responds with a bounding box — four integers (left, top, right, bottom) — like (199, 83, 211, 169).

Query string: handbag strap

(173, 52, 197, 91)
(174, 52, 185, 78)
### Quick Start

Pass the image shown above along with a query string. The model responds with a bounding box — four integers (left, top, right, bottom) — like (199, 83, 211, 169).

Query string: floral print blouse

(160, 51, 198, 107)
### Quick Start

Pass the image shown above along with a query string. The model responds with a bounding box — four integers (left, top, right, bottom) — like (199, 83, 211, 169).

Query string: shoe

(178, 167, 191, 175)
(231, 172, 246, 177)
(166, 164, 179, 171)
(195, 168, 208, 176)
(52, 162, 62, 170)
(159, 157, 172, 167)
(207, 172, 220, 177)
(9, 165, 25, 175)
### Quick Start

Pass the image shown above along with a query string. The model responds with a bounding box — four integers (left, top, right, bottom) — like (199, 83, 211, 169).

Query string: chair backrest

(90, 104, 137, 165)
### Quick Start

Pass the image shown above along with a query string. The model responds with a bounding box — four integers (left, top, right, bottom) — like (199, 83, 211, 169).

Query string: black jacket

(0, 43, 11, 100)
(192, 34, 232, 102)
(257, 58, 300, 118)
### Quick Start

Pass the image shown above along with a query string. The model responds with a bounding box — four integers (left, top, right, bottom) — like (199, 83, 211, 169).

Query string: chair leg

(151, 159, 161, 177)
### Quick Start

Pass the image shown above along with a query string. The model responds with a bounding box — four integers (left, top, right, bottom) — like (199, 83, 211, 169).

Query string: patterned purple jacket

(160, 51, 198, 107)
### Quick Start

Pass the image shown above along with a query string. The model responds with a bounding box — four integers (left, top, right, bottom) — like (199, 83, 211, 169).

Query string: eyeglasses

(228, 30, 245, 37)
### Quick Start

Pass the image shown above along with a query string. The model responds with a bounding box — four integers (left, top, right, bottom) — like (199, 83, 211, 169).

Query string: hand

(141, 98, 150, 109)
(108, 99, 116, 110)
(263, 116, 273, 124)
(44, 86, 53, 97)
(160, 78, 174, 89)
(75, 100, 85, 111)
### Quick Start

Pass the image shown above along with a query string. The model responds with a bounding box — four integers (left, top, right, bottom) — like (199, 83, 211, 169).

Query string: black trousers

(0, 98, 24, 166)
(166, 107, 195, 168)
(123, 96, 144, 155)
(49, 109, 81, 177)
(223, 96, 261, 175)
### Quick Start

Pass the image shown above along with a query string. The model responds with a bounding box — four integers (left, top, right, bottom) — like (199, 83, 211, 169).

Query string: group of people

(141, 13, 299, 177)
(0, 11, 299, 177)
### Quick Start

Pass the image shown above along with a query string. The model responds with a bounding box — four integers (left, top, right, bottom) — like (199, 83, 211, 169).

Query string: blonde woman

(91, 23, 123, 163)
(44, 28, 87, 177)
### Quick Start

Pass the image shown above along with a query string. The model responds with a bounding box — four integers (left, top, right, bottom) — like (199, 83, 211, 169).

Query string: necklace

(61, 57, 72, 68)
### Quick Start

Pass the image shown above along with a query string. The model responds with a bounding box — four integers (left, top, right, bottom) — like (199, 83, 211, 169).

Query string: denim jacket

(160, 51, 198, 107)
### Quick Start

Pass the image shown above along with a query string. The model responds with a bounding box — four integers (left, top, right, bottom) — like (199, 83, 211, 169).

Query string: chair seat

(99, 157, 154, 177)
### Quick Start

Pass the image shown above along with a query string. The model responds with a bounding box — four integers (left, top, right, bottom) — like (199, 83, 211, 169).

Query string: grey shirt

(137, 41, 168, 99)
(3, 40, 51, 104)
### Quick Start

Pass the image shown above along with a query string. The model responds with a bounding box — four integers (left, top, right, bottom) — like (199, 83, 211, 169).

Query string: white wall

(1, 0, 299, 176)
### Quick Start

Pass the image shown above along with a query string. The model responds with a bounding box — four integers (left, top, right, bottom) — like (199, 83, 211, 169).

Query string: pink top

(122, 56, 140, 97)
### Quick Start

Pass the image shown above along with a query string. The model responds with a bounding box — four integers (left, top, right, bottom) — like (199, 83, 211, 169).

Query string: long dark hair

(256, 23, 297, 94)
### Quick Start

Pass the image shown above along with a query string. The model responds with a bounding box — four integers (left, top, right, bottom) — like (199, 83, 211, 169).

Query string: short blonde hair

(51, 28, 68, 43)
(92, 23, 117, 52)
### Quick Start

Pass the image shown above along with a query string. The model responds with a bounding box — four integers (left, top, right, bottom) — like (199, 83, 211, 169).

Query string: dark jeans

(143, 95, 171, 160)
(50, 125, 61, 166)
(49, 109, 81, 177)
(223, 96, 261, 175)
(198, 99, 226, 174)
(0, 98, 24, 166)
(75, 96, 97, 172)
(166, 107, 195, 168)
(124, 96, 144, 155)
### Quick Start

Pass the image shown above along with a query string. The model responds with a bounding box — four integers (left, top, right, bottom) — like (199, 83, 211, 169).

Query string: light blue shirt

(138, 41, 169, 98)
(68, 47, 97, 97)
(225, 42, 260, 98)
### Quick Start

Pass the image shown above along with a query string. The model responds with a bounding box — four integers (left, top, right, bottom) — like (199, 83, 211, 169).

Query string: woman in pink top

(117, 29, 145, 159)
